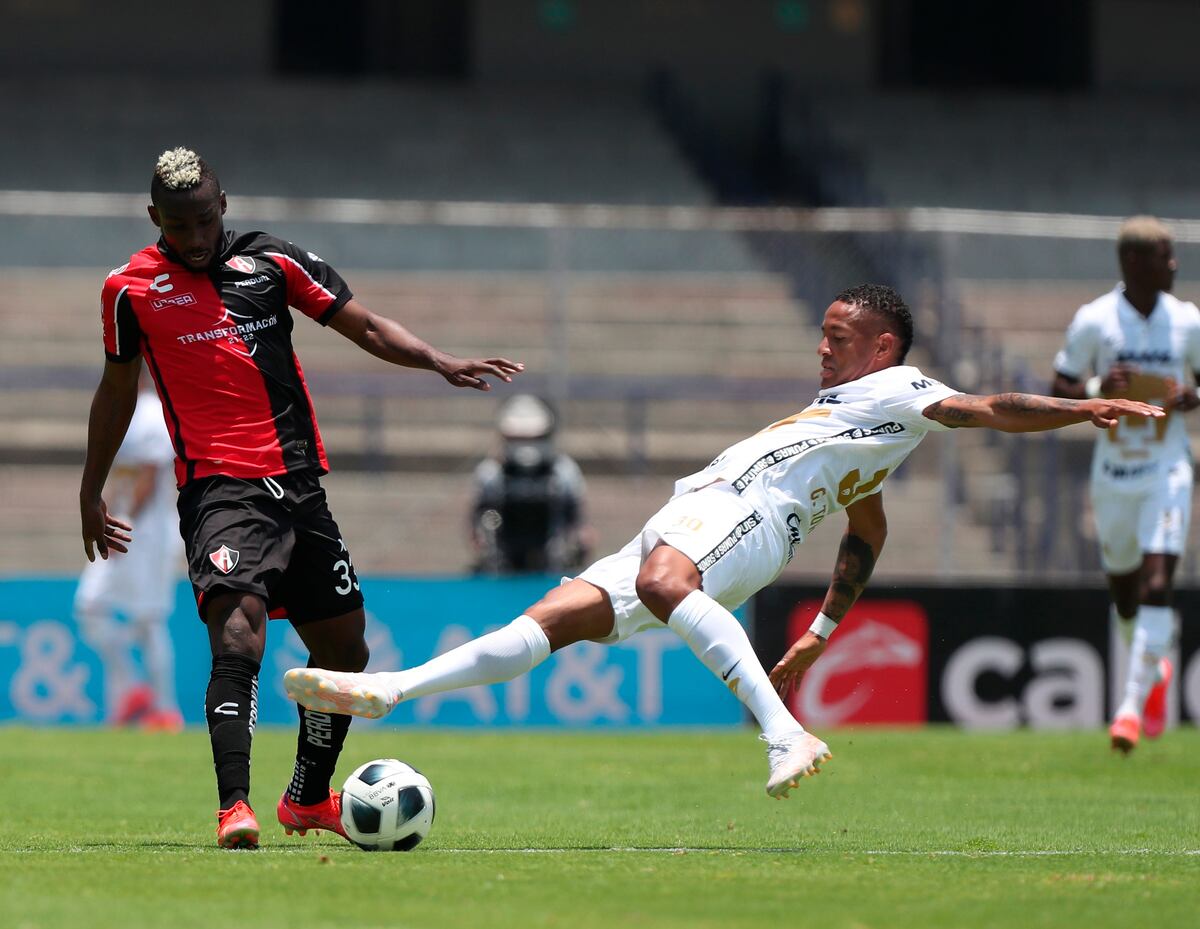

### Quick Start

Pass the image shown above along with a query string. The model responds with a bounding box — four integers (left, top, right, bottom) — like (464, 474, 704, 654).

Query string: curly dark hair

(835, 283, 913, 363)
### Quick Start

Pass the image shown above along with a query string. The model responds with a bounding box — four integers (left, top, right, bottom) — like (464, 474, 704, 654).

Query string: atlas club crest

(208, 544, 240, 574)
(226, 255, 256, 274)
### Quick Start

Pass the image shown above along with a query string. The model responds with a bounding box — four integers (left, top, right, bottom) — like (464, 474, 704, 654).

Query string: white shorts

(1091, 458, 1194, 574)
(74, 529, 182, 618)
(575, 484, 786, 644)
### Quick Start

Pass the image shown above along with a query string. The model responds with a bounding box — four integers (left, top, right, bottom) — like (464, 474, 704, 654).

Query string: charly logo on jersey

(226, 256, 256, 274)
(149, 273, 174, 293)
(208, 545, 240, 574)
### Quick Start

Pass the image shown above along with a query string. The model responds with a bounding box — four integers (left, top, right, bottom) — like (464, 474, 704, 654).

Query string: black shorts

(177, 470, 364, 626)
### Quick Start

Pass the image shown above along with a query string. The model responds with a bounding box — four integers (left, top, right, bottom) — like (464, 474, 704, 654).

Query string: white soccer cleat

(762, 730, 832, 798)
(283, 668, 401, 719)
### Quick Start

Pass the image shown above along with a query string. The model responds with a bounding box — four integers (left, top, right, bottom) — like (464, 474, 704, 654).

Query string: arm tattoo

(990, 393, 1082, 414)
(924, 396, 984, 427)
(820, 531, 877, 622)
(926, 393, 1083, 428)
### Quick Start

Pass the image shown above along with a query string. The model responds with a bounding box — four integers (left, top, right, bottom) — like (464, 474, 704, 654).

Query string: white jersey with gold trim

(671, 365, 960, 551)
(1054, 285, 1200, 490)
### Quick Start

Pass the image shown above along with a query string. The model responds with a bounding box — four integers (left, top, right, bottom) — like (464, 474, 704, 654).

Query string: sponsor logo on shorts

(695, 511, 763, 573)
(226, 256, 256, 273)
(208, 544, 240, 574)
(731, 422, 904, 492)
(150, 292, 197, 310)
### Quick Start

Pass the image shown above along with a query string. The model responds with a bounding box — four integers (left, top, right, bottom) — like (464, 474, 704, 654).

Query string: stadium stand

(0, 80, 1099, 580)
(781, 90, 1200, 578)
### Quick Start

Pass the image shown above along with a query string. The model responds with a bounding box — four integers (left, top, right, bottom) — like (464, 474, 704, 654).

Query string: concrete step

(1, 465, 998, 579)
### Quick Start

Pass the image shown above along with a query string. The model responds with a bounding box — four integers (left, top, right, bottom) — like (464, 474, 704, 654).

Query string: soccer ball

(339, 758, 435, 851)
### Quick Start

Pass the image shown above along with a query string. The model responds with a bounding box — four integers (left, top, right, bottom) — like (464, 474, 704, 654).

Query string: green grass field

(2, 726, 1197, 929)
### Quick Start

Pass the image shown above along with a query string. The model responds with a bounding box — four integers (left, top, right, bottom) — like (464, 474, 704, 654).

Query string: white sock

(667, 589, 801, 740)
(133, 615, 180, 713)
(1111, 604, 1134, 648)
(1117, 606, 1174, 718)
(76, 604, 135, 720)
(388, 615, 551, 701)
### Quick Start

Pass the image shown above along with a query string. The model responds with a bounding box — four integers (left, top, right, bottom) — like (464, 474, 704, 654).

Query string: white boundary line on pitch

(426, 847, 1200, 856)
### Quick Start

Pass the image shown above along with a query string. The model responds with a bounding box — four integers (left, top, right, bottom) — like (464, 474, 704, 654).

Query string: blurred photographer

(470, 394, 591, 574)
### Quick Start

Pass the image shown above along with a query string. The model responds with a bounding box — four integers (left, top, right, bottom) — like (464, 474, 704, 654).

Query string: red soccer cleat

(216, 800, 260, 849)
(1109, 714, 1139, 755)
(113, 684, 154, 726)
(277, 789, 347, 839)
(1142, 658, 1173, 739)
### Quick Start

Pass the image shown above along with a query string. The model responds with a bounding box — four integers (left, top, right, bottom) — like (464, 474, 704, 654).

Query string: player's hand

(1081, 398, 1165, 429)
(1163, 380, 1200, 413)
(80, 497, 132, 562)
(1100, 363, 1138, 395)
(437, 356, 525, 391)
(769, 631, 829, 699)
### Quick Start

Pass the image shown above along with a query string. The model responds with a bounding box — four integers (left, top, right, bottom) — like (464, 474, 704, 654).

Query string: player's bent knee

(635, 568, 691, 622)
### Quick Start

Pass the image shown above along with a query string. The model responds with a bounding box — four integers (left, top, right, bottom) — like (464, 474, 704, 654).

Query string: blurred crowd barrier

(3, 194, 1200, 581)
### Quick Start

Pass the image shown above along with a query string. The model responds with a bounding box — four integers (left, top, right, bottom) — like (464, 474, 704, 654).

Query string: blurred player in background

(1051, 216, 1200, 754)
(469, 393, 591, 574)
(74, 372, 183, 730)
(286, 284, 1160, 799)
(79, 147, 522, 849)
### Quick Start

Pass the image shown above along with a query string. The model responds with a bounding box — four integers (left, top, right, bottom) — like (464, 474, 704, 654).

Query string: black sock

(205, 652, 260, 810)
(287, 701, 353, 806)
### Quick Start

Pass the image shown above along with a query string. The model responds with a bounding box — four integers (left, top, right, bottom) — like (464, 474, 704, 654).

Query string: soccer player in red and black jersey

(79, 147, 523, 849)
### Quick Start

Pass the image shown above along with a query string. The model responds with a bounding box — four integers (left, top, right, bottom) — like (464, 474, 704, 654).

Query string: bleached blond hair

(154, 147, 204, 190)
(150, 147, 220, 204)
(1118, 215, 1173, 255)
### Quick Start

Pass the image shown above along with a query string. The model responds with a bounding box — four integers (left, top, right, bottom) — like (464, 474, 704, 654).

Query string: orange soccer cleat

(277, 789, 347, 839)
(1142, 657, 1173, 739)
(216, 800, 260, 849)
(1109, 714, 1140, 755)
(140, 709, 185, 732)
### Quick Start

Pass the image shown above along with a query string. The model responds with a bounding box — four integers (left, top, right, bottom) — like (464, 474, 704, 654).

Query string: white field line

(422, 847, 1200, 857)
(16, 845, 1197, 857)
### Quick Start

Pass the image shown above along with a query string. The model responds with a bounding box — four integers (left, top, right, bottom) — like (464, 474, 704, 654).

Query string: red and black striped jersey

(101, 230, 352, 486)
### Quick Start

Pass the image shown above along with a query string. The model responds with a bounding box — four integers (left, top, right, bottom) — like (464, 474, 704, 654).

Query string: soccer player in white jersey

(286, 284, 1159, 798)
(75, 376, 185, 729)
(1051, 217, 1200, 754)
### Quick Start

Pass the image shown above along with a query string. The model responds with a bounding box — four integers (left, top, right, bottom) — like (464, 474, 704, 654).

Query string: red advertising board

(786, 599, 929, 725)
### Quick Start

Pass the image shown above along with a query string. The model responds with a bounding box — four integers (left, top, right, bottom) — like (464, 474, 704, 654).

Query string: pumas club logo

(226, 255, 256, 273)
(208, 544, 241, 574)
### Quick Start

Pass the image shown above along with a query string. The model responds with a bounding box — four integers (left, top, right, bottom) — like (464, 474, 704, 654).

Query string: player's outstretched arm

(769, 492, 887, 697)
(79, 359, 139, 561)
(329, 298, 524, 391)
(922, 392, 1163, 433)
